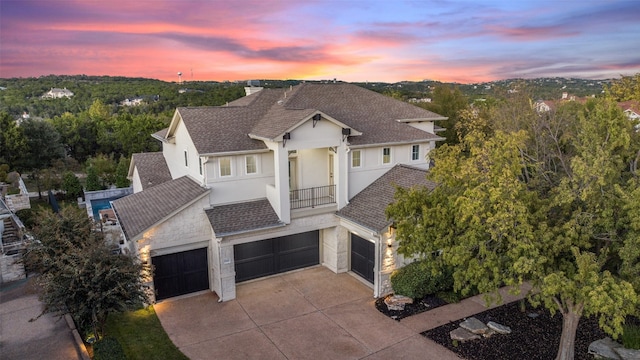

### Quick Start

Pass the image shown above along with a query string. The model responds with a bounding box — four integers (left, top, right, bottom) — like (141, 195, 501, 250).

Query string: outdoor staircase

(1, 218, 22, 254)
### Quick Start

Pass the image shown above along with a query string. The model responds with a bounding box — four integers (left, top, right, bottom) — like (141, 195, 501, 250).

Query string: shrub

(93, 337, 127, 360)
(391, 260, 454, 299)
(621, 323, 640, 349)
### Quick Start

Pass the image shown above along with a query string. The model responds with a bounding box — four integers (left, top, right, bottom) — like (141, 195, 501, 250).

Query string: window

(245, 155, 257, 174)
(219, 157, 231, 177)
(411, 145, 420, 161)
(351, 150, 361, 168)
(184, 150, 188, 167)
(382, 147, 391, 164)
(199, 158, 203, 175)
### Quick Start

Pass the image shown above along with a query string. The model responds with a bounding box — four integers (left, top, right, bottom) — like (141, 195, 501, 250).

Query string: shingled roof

(205, 199, 283, 236)
(131, 152, 172, 190)
(165, 83, 445, 155)
(336, 164, 436, 233)
(112, 176, 210, 240)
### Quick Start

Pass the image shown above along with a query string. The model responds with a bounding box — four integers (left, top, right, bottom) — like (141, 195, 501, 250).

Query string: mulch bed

(423, 301, 609, 360)
(375, 294, 636, 359)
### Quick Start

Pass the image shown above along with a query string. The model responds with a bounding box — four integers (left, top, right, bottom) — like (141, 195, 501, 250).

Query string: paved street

(0, 278, 84, 360)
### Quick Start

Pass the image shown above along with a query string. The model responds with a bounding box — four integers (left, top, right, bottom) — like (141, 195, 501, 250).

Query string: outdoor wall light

(282, 132, 291, 147)
(342, 128, 351, 141)
(312, 113, 322, 127)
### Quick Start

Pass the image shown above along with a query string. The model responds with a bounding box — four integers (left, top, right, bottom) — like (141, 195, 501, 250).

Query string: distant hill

(0, 75, 245, 119)
(0, 75, 613, 119)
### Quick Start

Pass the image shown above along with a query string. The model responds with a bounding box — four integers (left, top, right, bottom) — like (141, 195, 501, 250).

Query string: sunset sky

(1, 0, 639, 83)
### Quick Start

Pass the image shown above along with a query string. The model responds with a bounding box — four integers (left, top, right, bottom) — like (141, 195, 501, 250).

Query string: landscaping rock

(460, 317, 489, 335)
(614, 347, 640, 360)
(450, 327, 481, 342)
(487, 321, 512, 334)
(384, 295, 413, 311)
(482, 329, 497, 338)
(588, 337, 623, 360)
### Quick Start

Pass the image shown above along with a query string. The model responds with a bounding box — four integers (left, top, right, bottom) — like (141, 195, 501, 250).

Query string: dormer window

(219, 157, 231, 177)
(245, 155, 257, 174)
(411, 145, 420, 161)
(351, 150, 361, 168)
(382, 147, 391, 164)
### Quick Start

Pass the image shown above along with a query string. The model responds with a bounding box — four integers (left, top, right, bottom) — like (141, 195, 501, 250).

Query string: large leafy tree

(420, 85, 468, 146)
(24, 206, 151, 338)
(17, 118, 65, 198)
(387, 98, 638, 360)
(0, 111, 27, 169)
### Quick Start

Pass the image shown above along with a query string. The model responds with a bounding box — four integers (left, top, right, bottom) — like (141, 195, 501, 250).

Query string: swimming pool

(90, 197, 124, 219)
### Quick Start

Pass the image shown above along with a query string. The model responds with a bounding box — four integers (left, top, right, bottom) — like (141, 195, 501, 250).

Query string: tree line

(0, 76, 245, 197)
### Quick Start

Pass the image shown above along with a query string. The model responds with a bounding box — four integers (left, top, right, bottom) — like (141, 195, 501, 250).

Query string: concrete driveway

(155, 266, 462, 360)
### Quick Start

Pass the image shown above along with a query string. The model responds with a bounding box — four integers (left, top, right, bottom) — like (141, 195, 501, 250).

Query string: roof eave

(396, 116, 449, 122)
(215, 222, 286, 238)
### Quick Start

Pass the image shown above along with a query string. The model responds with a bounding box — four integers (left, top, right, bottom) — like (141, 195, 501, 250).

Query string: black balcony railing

(290, 185, 336, 209)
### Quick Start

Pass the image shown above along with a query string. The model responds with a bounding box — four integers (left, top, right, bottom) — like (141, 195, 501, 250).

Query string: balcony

(290, 185, 336, 209)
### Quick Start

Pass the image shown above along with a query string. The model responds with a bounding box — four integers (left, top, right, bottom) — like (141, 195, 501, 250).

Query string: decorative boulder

(450, 327, 481, 342)
(487, 321, 512, 334)
(459, 317, 490, 335)
(588, 338, 623, 360)
(614, 347, 640, 360)
(384, 295, 413, 311)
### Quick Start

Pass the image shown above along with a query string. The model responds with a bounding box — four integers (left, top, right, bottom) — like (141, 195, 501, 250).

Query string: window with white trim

(351, 150, 361, 168)
(199, 158, 203, 175)
(382, 147, 391, 164)
(411, 144, 420, 161)
(245, 155, 257, 174)
(184, 150, 188, 167)
(219, 157, 231, 177)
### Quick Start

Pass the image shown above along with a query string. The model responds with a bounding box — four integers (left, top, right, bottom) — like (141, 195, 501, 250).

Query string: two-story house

(112, 83, 444, 302)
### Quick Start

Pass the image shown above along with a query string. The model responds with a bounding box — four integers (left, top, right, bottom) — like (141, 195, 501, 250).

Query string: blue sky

(1, 0, 639, 83)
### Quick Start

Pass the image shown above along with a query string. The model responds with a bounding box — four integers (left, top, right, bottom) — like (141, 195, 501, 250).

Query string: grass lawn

(105, 306, 188, 360)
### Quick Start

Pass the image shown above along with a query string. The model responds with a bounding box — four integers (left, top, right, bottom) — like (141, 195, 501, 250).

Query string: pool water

(90, 197, 123, 219)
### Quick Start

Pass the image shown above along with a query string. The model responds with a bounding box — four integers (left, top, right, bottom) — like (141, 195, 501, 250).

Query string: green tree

(86, 154, 117, 188)
(85, 166, 102, 191)
(17, 119, 65, 199)
(387, 98, 638, 360)
(606, 73, 640, 102)
(0, 112, 27, 169)
(24, 206, 151, 338)
(420, 85, 468, 146)
(115, 156, 130, 188)
(62, 171, 83, 200)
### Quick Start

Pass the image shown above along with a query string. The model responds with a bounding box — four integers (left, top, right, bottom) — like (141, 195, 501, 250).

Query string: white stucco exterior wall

(131, 167, 143, 193)
(163, 118, 202, 182)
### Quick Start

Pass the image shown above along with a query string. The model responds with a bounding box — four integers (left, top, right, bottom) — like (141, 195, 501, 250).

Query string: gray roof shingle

(173, 83, 445, 154)
(112, 176, 210, 240)
(336, 164, 436, 232)
(131, 152, 173, 190)
(205, 199, 283, 236)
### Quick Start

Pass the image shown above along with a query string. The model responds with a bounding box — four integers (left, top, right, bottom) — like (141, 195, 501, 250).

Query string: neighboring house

(112, 83, 446, 302)
(41, 87, 74, 99)
(619, 100, 640, 129)
(120, 97, 145, 106)
(534, 99, 552, 113)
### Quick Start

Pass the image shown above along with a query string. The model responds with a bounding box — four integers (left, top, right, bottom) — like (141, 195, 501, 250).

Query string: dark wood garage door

(234, 230, 319, 282)
(152, 248, 209, 300)
(351, 234, 375, 284)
